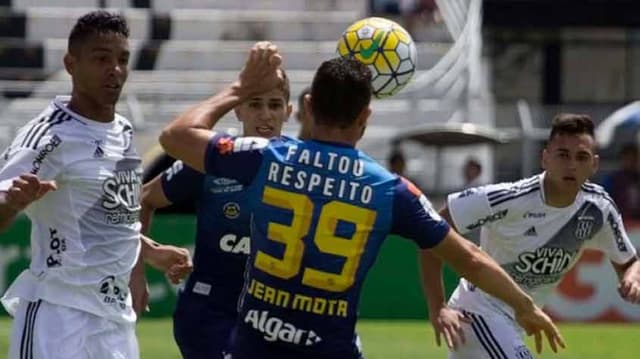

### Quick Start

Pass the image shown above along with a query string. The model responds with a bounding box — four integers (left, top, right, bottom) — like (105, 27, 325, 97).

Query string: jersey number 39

(255, 186, 377, 292)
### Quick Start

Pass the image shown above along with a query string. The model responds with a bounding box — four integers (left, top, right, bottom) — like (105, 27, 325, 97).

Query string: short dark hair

(310, 57, 372, 129)
(277, 68, 291, 102)
(619, 142, 639, 157)
(548, 113, 595, 143)
(68, 11, 129, 53)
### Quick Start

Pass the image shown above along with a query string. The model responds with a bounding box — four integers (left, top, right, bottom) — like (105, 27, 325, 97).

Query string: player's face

(235, 88, 291, 138)
(65, 32, 130, 107)
(542, 133, 599, 190)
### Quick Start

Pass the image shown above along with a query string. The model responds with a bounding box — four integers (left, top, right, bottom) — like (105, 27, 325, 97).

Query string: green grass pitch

(1, 318, 638, 358)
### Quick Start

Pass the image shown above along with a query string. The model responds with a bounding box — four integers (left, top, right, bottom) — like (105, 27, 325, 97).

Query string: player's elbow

(140, 186, 158, 212)
(159, 127, 179, 159)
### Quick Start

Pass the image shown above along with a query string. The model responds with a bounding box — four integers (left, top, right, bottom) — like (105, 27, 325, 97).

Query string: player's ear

(592, 154, 600, 175)
(285, 102, 293, 121)
(303, 94, 312, 121)
(356, 106, 371, 128)
(234, 107, 243, 122)
(541, 148, 549, 169)
(63, 52, 74, 76)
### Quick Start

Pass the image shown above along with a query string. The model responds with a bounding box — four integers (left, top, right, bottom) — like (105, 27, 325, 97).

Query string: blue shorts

(229, 328, 364, 359)
(173, 289, 237, 359)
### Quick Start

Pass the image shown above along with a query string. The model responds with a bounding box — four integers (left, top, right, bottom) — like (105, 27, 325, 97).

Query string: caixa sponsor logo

(244, 310, 322, 346)
(219, 234, 250, 254)
(466, 209, 508, 230)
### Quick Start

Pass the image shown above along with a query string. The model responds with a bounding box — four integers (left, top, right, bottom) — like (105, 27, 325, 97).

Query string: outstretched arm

(419, 205, 470, 350)
(419, 248, 470, 350)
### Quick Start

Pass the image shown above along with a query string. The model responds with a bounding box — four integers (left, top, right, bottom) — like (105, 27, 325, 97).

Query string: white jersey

(0, 96, 141, 324)
(447, 172, 637, 318)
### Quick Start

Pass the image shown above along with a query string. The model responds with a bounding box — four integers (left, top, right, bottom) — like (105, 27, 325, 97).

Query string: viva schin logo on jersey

(244, 310, 322, 346)
(101, 169, 142, 224)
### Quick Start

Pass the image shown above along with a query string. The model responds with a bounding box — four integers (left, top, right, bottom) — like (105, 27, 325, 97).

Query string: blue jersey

(161, 160, 255, 313)
(203, 135, 449, 358)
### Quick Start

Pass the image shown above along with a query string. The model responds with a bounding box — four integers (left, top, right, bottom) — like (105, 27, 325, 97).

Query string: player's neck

(542, 176, 578, 208)
(311, 124, 359, 147)
(68, 92, 116, 123)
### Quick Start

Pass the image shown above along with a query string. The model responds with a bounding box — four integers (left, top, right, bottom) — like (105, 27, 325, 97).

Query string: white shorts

(448, 310, 534, 359)
(8, 299, 139, 359)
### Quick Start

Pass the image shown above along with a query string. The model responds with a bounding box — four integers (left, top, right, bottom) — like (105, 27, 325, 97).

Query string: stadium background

(1, 0, 640, 357)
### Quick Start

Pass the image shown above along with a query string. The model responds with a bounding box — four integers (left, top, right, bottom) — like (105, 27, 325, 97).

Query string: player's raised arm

(159, 41, 284, 173)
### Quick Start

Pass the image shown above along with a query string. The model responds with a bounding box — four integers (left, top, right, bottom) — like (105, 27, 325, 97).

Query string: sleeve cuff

(0, 178, 14, 192)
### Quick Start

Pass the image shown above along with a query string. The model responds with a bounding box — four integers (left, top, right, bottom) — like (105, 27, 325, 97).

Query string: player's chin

(100, 89, 123, 104)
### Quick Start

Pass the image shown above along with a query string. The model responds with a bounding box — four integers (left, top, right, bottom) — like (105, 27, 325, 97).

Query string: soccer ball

(336, 17, 417, 98)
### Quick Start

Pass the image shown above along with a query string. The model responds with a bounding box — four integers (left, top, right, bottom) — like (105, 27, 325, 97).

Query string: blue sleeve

(204, 133, 267, 185)
(160, 160, 204, 203)
(390, 177, 450, 249)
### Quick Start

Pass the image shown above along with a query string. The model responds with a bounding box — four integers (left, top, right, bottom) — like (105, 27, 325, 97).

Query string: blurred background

(1, 0, 640, 357)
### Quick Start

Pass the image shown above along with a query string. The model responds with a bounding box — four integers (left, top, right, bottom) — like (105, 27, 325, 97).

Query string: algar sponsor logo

(244, 310, 322, 346)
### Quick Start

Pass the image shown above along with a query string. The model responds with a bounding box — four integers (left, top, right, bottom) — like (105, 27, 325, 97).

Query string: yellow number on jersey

(302, 201, 376, 291)
(254, 186, 312, 279)
(255, 186, 377, 292)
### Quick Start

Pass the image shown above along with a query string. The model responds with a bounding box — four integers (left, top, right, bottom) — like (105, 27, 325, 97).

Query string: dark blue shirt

(203, 134, 450, 358)
(161, 159, 256, 313)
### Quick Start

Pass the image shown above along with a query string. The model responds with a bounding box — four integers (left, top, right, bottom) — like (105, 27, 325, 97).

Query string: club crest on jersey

(575, 215, 595, 240)
(223, 202, 240, 219)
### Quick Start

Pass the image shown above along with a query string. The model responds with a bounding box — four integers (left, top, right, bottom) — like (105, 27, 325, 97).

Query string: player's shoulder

(580, 181, 618, 210)
(461, 174, 542, 206)
(12, 98, 80, 151)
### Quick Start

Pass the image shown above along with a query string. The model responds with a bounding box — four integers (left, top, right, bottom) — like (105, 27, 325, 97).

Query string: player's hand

(129, 262, 150, 317)
(429, 306, 470, 350)
(145, 244, 193, 284)
(238, 41, 284, 96)
(5, 174, 57, 211)
(167, 260, 193, 285)
(618, 261, 640, 304)
(514, 304, 566, 354)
